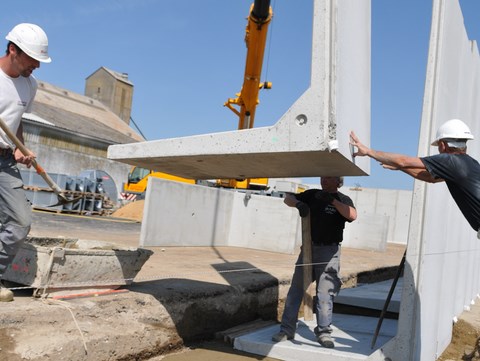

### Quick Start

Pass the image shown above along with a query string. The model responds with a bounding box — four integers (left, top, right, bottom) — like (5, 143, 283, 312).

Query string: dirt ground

(112, 201, 480, 361)
(437, 301, 480, 361)
(110, 201, 480, 361)
(1, 202, 477, 361)
(99, 201, 480, 360)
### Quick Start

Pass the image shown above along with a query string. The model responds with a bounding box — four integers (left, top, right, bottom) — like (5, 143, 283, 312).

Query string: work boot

(271, 331, 294, 342)
(0, 281, 13, 302)
(317, 333, 334, 348)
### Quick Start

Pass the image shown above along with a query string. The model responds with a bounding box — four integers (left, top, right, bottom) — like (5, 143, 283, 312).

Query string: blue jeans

(280, 244, 342, 337)
(0, 155, 31, 277)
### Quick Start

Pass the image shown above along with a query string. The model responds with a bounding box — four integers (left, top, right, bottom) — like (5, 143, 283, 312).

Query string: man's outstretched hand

(350, 131, 370, 157)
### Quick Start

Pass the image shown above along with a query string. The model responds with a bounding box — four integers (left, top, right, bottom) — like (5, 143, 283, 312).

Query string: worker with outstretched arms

(350, 118, 480, 237)
(272, 176, 357, 348)
(0, 23, 51, 301)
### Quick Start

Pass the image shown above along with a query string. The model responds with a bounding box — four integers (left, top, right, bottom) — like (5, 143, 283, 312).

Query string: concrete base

(3, 237, 153, 297)
(234, 276, 403, 360)
(234, 315, 397, 361)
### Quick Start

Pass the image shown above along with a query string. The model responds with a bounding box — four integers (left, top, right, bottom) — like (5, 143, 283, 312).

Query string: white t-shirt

(0, 70, 37, 149)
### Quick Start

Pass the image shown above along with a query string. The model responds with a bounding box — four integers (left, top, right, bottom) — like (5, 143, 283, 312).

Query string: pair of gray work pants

(280, 243, 342, 338)
(0, 155, 31, 277)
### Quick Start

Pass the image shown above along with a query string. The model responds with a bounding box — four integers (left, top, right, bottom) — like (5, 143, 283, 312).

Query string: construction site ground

(0, 202, 477, 361)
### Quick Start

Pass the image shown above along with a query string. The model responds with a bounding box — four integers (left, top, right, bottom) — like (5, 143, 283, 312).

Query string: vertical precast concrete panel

(273, 0, 371, 172)
(106, 0, 371, 179)
(335, 0, 371, 167)
(369, 1, 480, 360)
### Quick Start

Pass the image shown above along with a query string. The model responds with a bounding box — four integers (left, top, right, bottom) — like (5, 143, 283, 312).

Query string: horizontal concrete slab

(109, 143, 366, 179)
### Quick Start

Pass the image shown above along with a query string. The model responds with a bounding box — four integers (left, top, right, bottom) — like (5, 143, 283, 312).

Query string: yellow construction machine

(122, 167, 195, 200)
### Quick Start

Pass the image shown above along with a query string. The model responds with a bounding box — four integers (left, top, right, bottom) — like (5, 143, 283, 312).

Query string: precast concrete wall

(140, 177, 299, 253)
(370, 0, 480, 360)
(140, 178, 412, 254)
(140, 178, 233, 248)
(342, 187, 412, 248)
(227, 192, 299, 253)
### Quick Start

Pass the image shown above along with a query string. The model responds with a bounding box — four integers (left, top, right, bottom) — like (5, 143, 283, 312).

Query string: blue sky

(2, 1, 479, 190)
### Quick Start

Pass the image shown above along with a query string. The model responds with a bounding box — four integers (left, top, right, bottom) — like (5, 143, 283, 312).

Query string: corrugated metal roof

(23, 112, 55, 126)
(85, 66, 134, 86)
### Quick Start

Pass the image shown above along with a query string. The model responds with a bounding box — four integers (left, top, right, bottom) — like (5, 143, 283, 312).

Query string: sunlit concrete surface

(107, 0, 370, 179)
(234, 314, 397, 361)
(234, 268, 402, 360)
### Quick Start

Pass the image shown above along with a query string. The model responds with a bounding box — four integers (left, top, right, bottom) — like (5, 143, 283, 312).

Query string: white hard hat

(431, 118, 474, 146)
(6, 23, 51, 63)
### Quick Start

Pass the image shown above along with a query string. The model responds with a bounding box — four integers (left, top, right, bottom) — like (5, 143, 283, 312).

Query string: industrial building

(20, 66, 143, 202)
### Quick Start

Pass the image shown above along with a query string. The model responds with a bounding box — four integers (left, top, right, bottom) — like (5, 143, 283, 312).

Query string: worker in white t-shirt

(0, 23, 51, 302)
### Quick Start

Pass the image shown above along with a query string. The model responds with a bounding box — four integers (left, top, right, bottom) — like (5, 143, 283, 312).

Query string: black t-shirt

(421, 153, 480, 231)
(295, 189, 355, 244)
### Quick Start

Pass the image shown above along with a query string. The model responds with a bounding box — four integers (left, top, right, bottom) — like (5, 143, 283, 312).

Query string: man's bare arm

(350, 131, 426, 169)
(284, 193, 299, 207)
(331, 199, 357, 221)
(398, 167, 443, 183)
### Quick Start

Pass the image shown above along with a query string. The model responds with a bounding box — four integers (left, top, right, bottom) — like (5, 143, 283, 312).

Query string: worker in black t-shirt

(350, 118, 480, 236)
(271, 176, 357, 348)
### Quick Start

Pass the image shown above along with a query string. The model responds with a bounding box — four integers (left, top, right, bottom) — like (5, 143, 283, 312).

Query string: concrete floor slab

(234, 315, 397, 361)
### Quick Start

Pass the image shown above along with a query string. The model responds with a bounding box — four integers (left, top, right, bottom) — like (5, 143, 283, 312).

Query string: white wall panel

(370, 0, 480, 360)
(343, 187, 412, 245)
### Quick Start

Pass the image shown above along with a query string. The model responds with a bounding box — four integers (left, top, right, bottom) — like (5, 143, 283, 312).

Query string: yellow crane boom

(220, 0, 272, 189)
(225, 0, 272, 130)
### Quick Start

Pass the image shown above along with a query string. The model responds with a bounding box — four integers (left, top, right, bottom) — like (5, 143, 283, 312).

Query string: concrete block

(3, 237, 153, 297)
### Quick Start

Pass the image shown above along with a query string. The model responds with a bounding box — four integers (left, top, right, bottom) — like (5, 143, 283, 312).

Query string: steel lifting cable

(262, 0, 276, 85)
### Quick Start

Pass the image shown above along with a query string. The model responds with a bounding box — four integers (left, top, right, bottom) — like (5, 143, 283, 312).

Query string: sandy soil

(111, 200, 145, 222)
(438, 302, 480, 360)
